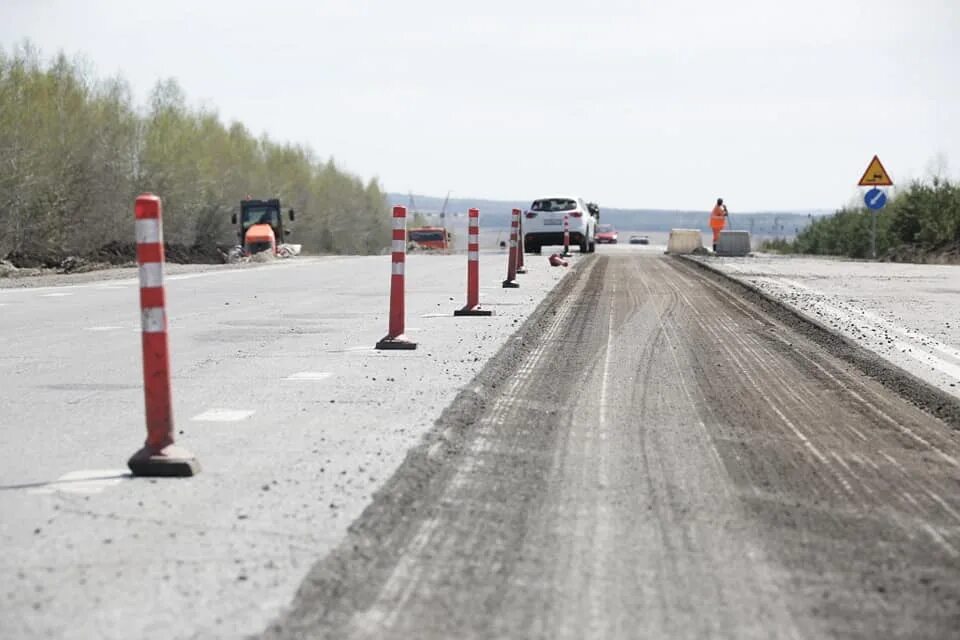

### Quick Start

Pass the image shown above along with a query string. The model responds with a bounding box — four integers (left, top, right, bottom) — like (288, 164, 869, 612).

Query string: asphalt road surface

(0, 252, 571, 639)
(266, 253, 960, 639)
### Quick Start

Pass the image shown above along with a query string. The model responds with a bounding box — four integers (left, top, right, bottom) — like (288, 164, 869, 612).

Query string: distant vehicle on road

(596, 224, 618, 244)
(408, 227, 451, 252)
(629, 234, 650, 245)
(523, 196, 597, 254)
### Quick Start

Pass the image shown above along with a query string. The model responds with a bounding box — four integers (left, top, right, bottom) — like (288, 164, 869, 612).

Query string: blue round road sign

(865, 188, 887, 210)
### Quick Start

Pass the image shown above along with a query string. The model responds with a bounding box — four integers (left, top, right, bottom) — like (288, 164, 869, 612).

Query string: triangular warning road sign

(858, 155, 893, 186)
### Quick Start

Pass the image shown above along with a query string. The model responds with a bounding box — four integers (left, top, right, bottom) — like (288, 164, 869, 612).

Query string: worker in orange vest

(710, 198, 728, 252)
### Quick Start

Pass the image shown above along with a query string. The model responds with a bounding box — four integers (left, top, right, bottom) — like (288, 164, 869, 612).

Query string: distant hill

(389, 193, 830, 237)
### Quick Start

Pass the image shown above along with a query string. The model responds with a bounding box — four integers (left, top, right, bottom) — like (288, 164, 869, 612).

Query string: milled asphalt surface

(0, 249, 576, 639)
(264, 249, 960, 640)
(687, 253, 960, 401)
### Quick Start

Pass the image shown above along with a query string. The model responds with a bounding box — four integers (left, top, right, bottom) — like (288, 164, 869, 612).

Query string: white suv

(523, 196, 597, 254)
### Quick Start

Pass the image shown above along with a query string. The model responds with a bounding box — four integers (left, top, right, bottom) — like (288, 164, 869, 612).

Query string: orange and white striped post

(502, 208, 520, 288)
(516, 213, 527, 274)
(562, 213, 571, 257)
(376, 205, 417, 350)
(127, 193, 200, 477)
(454, 208, 493, 316)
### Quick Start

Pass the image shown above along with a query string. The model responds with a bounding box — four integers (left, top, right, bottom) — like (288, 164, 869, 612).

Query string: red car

(595, 224, 618, 244)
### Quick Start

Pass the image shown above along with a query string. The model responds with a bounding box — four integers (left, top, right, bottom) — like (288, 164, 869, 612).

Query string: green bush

(0, 44, 390, 259)
(773, 176, 959, 260)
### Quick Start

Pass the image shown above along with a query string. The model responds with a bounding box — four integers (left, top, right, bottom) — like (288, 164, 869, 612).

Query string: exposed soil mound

(162, 243, 230, 265)
(87, 241, 138, 265)
(3, 242, 232, 271)
(4, 249, 65, 269)
(884, 241, 960, 265)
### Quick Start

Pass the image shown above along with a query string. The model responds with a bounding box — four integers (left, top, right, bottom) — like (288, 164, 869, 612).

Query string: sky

(2, 0, 958, 211)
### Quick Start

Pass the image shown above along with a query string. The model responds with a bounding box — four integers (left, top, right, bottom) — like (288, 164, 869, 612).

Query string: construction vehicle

(230, 198, 297, 258)
(407, 226, 451, 251)
(406, 191, 453, 252)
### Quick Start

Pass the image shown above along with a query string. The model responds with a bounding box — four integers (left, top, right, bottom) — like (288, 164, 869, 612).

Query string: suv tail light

(570, 210, 583, 218)
(525, 211, 537, 218)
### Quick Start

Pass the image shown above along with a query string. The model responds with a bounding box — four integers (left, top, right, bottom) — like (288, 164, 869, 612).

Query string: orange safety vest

(710, 205, 727, 230)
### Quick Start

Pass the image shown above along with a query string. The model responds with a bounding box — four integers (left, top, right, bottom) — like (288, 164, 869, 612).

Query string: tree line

(0, 44, 390, 264)
(761, 175, 960, 261)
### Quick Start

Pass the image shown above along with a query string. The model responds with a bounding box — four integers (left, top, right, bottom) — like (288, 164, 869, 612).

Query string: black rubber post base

(516, 267, 528, 274)
(128, 444, 200, 477)
(375, 335, 418, 350)
(454, 307, 494, 317)
(502, 280, 520, 288)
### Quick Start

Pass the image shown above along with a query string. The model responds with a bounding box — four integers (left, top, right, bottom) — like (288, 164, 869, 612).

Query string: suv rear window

(531, 198, 577, 212)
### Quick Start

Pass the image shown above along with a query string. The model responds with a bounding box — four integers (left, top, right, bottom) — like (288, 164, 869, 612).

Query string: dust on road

(264, 253, 960, 640)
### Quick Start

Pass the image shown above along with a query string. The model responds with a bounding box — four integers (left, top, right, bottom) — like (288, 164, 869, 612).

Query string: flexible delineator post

(516, 213, 527, 274)
(455, 208, 493, 316)
(502, 208, 520, 288)
(128, 193, 199, 477)
(562, 213, 571, 256)
(377, 205, 417, 349)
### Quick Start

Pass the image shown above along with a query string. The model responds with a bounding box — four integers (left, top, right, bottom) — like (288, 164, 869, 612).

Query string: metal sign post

(858, 156, 893, 260)
(864, 187, 887, 259)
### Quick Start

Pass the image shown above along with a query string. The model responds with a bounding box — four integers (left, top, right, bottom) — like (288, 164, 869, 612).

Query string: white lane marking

(283, 371, 332, 381)
(27, 469, 130, 495)
(421, 313, 449, 318)
(85, 326, 126, 332)
(343, 346, 374, 352)
(190, 409, 255, 422)
(41, 293, 73, 298)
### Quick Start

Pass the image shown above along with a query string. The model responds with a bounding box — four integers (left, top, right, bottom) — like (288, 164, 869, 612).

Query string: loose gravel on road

(687, 254, 960, 402)
(264, 253, 960, 640)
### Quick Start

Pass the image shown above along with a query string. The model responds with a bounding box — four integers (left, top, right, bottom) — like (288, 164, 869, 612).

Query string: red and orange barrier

(376, 205, 417, 349)
(127, 193, 200, 477)
(455, 208, 493, 316)
(502, 208, 520, 288)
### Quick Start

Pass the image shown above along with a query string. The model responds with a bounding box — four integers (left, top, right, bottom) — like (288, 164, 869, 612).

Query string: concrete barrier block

(716, 230, 751, 257)
(666, 229, 704, 254)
